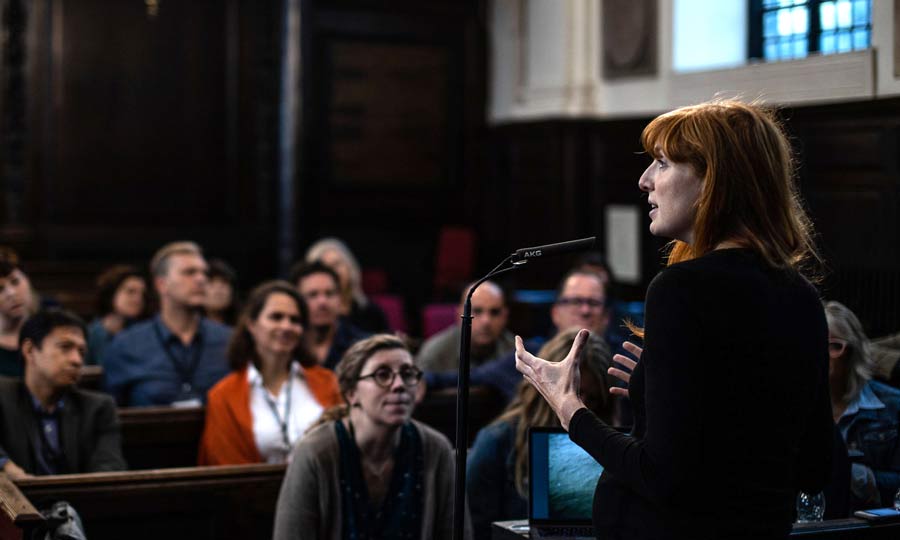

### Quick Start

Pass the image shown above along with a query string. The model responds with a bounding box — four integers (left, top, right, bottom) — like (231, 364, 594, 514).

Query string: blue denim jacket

(837, 380, 900, 507)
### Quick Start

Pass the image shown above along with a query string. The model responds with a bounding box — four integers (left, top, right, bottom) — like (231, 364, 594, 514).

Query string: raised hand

(515, 328, 590, 430)
(609, 341, 642, 398)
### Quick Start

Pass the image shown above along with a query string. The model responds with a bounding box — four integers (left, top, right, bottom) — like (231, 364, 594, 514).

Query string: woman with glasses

(515, 100, 833, 539)
(198, 281, 343, 465)
(274, 334, 469, 540)
(826, 300, 900, 509)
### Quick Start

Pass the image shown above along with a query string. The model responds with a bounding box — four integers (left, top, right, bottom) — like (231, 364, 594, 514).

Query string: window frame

(748, 0, 870, 61)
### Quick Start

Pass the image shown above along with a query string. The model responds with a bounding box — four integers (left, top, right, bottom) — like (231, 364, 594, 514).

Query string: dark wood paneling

(484, 119, 663, 301)
(7, 0, 282, 285)
(297, 0, 487, 324)
(787, 100, 900, 336)
(36, 0, 231, 226)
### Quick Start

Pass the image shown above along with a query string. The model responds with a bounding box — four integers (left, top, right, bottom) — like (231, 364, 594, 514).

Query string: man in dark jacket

(0, 309, 126, 478)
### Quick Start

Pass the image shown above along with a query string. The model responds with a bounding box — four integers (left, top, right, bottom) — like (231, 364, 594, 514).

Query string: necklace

(362, 457, 393, 479)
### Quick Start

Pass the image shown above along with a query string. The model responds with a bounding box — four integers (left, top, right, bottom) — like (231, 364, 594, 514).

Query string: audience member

(423, 269, 615, 402)
(290, 261, 369, 370)
(102, 241, 231, 406)
(0, 248, 37, 377)
(306, 237, 390, 333)
(0, 309, 126, 479)
(204, 258, 239, 326)
(466, 329, 616, 540)
(825, 300, 900, 508)
(198, 281, 343, 465)
(273, 334, 468, 540)
(416, 280, 513, 372)
(86, 265, 149, 365)
(546, 269, 613, 344)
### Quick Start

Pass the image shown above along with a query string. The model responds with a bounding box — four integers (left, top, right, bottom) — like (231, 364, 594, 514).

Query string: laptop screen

(528, 427, 603, 525)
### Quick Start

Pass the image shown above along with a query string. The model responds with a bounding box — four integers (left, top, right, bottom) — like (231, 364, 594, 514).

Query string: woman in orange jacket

(199, 280, 343, 465)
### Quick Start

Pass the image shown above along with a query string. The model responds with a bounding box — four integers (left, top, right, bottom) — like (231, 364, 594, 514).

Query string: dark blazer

(0, 377, 127, 474)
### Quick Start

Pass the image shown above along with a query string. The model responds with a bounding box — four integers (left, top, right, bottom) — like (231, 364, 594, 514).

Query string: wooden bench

(118, 406, 205, 469)
(6, 464, 285, 540)
(0, 474, 44, 540)
(115, 384, 502, 471)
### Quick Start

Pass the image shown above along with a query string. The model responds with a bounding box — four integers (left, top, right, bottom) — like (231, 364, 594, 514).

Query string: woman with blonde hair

(826, 300, 900, 508)
(305, 237, 389, 332)
(466, 329, 615, 540)
(516, 100, 833, 539)
(273, 334, 468, 540)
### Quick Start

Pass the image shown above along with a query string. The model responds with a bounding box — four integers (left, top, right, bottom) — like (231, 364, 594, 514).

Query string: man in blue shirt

(102, 241, 231, 406)
(0, 309, 126, 478)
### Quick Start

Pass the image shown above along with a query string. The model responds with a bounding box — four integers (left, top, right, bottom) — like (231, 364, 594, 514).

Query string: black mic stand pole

(452, 254, 526, 540)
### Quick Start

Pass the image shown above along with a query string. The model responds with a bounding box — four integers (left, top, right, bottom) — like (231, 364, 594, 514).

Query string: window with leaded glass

(749, 0, 871, 62)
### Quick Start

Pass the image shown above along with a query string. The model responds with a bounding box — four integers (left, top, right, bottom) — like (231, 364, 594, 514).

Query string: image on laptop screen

(529, 427, 603, 523)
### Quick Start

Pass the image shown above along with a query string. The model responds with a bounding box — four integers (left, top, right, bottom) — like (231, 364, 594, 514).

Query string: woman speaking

(516, 100, 834, 539)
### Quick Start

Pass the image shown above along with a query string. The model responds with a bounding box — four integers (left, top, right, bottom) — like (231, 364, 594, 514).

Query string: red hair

(641, 99, 820, 275)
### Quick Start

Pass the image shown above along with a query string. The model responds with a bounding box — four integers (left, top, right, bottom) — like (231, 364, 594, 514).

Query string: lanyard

(153, 319, 204, 395)
(263, 374, 293, 450)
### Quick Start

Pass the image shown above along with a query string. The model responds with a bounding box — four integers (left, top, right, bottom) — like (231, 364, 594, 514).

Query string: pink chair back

(370, 294, 407, 334)
(422, 303, 458, 338)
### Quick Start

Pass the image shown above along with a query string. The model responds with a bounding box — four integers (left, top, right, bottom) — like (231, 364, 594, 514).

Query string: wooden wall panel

(6, 0, 282, 285)
(296, 0, 487, 319)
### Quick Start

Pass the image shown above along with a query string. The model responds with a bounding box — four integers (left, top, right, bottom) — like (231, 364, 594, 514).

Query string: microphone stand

(452, 254, 526, 540)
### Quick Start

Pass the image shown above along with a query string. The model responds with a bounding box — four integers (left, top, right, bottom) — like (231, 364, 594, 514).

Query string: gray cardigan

(273, 418, 471, 540)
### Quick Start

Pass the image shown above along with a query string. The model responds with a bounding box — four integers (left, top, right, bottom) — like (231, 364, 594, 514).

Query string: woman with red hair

(516, 100, 834, 539)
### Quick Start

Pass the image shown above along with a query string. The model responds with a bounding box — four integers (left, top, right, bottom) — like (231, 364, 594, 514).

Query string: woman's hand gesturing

(515, 329, 589, 430)
(608, 341, 642, 398)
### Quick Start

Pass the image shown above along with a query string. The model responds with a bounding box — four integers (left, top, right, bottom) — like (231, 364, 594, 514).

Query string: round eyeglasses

(357, 366, 423, 388)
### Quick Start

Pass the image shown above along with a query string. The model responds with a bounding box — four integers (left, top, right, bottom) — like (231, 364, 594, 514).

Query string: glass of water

(894, 487, 900, 510)
(796, 491, 825, 523)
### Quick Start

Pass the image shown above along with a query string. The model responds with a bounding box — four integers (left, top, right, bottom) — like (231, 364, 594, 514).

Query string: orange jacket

(197, 365, 343, 465)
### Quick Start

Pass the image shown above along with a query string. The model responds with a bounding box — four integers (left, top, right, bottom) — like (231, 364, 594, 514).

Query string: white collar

(246, 361, 303, 388)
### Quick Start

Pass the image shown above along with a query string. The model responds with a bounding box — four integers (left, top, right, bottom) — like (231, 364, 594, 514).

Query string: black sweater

(569, 248, 833, 540)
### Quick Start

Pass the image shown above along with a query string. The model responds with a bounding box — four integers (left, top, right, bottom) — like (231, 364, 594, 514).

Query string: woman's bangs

(641, 113, 691, 162)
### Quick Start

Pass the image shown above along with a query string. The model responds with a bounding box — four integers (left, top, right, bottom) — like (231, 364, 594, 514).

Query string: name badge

(171, 398, 203, 408)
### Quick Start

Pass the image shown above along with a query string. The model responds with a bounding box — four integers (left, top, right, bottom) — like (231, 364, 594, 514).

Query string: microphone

(511, 237, 595, 263)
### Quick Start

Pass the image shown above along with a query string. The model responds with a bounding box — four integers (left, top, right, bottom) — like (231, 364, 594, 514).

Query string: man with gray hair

(102, 241, 231, 406)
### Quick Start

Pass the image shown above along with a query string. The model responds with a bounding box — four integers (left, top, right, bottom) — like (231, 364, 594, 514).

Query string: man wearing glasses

(549, 269, 611, 341)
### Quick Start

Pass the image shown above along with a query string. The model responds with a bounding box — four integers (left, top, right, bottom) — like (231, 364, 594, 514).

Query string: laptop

(528, 427, 601, 539)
